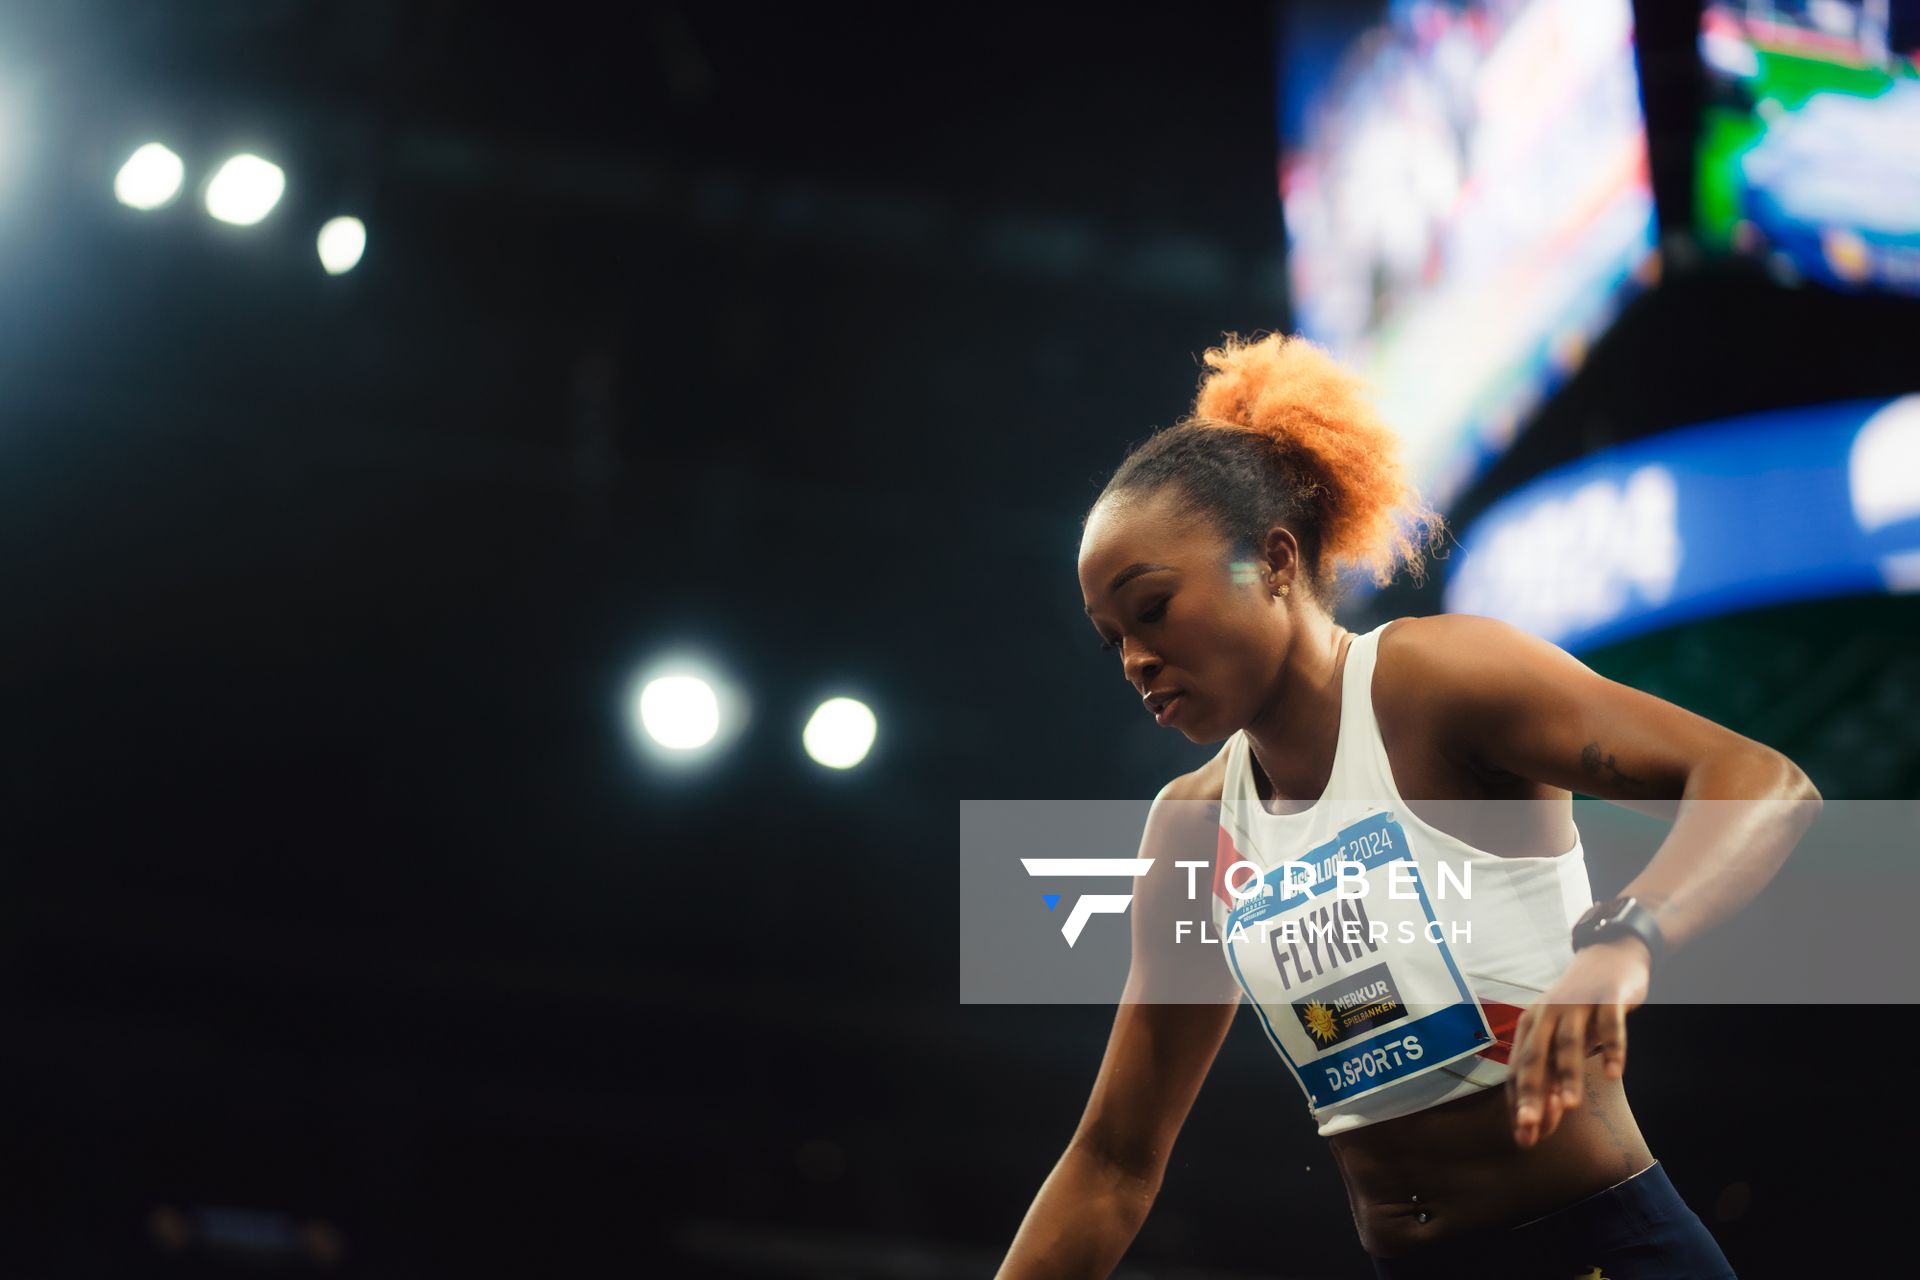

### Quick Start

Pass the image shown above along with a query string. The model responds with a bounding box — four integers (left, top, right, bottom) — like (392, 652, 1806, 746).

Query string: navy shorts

(1367, 1161, 1735, 1279)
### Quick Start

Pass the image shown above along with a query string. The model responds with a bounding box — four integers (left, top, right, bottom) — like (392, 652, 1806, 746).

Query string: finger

(1504, 1030, 1525, 1133)
(1553, 1004, 1591, 1110)
(1593, 1001, 1628, 1080)
(1533, 1009, 1585, 1144)
(1509, 1008, 1550, 1147)
(1505, 1013, 1528, 1140)
(1540, 1081, 1565, 1142)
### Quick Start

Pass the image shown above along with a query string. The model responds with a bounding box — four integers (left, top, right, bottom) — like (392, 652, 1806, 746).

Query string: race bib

(1219, 811, 1493, 1110)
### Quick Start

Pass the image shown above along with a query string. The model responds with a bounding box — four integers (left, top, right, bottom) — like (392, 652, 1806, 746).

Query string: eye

(1097, 597, 1167, 654)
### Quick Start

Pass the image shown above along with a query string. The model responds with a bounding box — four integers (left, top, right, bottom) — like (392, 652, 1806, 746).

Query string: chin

(1181, 705, 1243, 746)
(1174, 712, 1221, 744)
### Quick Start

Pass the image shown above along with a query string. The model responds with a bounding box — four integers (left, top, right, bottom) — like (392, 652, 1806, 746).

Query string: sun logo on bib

(1302, 1001, 1339, 1044)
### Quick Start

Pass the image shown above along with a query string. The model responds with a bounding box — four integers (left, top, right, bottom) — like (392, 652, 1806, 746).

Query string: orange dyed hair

(1100, 331, 1444, 593)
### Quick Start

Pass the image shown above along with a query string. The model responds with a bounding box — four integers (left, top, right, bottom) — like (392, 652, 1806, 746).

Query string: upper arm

(1072, 769, 1242, 1181)
(1123, 753, 1243, 998)
(1400, 614, 1809, 803)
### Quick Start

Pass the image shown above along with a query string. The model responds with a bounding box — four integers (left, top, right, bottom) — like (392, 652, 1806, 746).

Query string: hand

(1507, 937, 1651, 1149)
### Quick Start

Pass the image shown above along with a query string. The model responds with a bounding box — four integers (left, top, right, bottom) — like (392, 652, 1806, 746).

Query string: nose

(1123, 641, 1162, 691)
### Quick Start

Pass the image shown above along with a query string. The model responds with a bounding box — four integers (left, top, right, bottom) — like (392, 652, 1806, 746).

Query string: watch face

(1574, 896, 1660, 963)
(1575, 898, 1630, 946)
(1580, 899, 1619, 928)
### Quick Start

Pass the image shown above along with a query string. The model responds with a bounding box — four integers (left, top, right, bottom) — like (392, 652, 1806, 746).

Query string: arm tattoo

(1581, 741, 1645, 789)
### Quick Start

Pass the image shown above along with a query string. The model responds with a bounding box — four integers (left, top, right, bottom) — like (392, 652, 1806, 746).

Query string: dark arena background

(2, 2, 1914, 1276)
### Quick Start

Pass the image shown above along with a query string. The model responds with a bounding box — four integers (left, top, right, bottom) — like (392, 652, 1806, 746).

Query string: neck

(1242, 613, 1353, 798)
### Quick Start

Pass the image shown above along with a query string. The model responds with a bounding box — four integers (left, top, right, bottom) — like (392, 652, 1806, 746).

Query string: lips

(1142, 688, 1185, 724)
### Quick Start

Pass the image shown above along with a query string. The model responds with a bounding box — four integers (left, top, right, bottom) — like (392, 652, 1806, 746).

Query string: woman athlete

(998, 334, 1820, 1278)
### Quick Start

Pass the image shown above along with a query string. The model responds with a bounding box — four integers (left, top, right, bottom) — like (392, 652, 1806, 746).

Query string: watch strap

(1572, 895, 1665, 968)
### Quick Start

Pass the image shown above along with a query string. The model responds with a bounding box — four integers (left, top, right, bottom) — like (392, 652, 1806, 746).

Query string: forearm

(1618, 747, 1822, 955)
(998, 1141, 1159, 1280)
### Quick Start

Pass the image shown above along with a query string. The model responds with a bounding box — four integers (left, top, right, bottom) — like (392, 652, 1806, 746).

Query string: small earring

(1276, 582, 1291, 598)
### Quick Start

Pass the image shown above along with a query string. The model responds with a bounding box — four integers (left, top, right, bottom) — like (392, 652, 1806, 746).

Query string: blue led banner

(1443, 396, 1920, 650)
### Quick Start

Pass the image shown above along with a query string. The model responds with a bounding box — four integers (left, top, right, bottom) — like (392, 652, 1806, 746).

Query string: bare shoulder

(1370, 611, 1803, 804)
(1160, 740, 1230, 806)
(1370, 613, 1600, 786)
(1376, 610, 1563, 661)
(1374, 612, 1585, 700)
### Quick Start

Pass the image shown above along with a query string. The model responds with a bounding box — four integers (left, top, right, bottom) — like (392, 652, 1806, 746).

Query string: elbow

(1789, 766, 1823, 847)
(1763, 750, 1822, 832)
(1797, 774, 1824, 837)
(1708, 747, 1822, 832)
(1775, 753, 1822, 808)
(1723, 745, 1821, 807)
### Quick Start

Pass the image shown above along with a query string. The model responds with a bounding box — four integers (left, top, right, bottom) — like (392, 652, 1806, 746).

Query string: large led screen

(1281, 0, 1658, 513)
(1697, 0, 1920, 295)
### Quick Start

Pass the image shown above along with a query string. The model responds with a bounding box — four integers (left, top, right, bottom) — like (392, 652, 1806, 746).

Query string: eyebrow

(1083, 563, 1176, 614)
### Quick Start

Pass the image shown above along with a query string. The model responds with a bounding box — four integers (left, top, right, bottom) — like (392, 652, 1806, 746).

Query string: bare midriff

(1329, 1058, 1654, 1259)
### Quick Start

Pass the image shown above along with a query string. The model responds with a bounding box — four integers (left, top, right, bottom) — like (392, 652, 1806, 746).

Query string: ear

(1259, 525, 1303, 584)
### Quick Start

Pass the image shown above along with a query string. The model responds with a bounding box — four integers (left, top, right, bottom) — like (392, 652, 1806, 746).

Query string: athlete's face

(1078, 488, 1295, 743)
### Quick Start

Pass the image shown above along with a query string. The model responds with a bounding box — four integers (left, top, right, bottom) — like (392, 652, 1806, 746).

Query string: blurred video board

(1697, 0, 1920, 295)
(1280, 0, 1657, 513)
(1444, 395, 1920, 650)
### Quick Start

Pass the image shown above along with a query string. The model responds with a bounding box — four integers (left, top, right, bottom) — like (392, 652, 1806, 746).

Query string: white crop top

(1209, 619, 1595, 1137)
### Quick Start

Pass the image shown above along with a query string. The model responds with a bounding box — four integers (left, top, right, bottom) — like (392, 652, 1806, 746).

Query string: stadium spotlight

(316, 215, 366, 275)
(114, 143, 184, 211)
(637, 674, 721, 751)
(802, 697, 877, 769)
(205, 154, 285, 226)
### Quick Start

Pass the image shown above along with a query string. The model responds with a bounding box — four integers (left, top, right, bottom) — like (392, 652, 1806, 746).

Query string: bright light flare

(205, 153, 285, 226)
(803, 697, 877, 769)
(317, 215, 366, 274)
(115, 143, 184, 210)
(636, 675, 721, 751)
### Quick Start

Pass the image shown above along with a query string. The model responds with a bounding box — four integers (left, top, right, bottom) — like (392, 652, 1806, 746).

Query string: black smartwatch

(1571, 895, 1665, 969)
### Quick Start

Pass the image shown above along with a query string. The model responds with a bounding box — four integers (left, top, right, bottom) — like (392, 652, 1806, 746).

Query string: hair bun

(1187, 332, 1442, 588)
